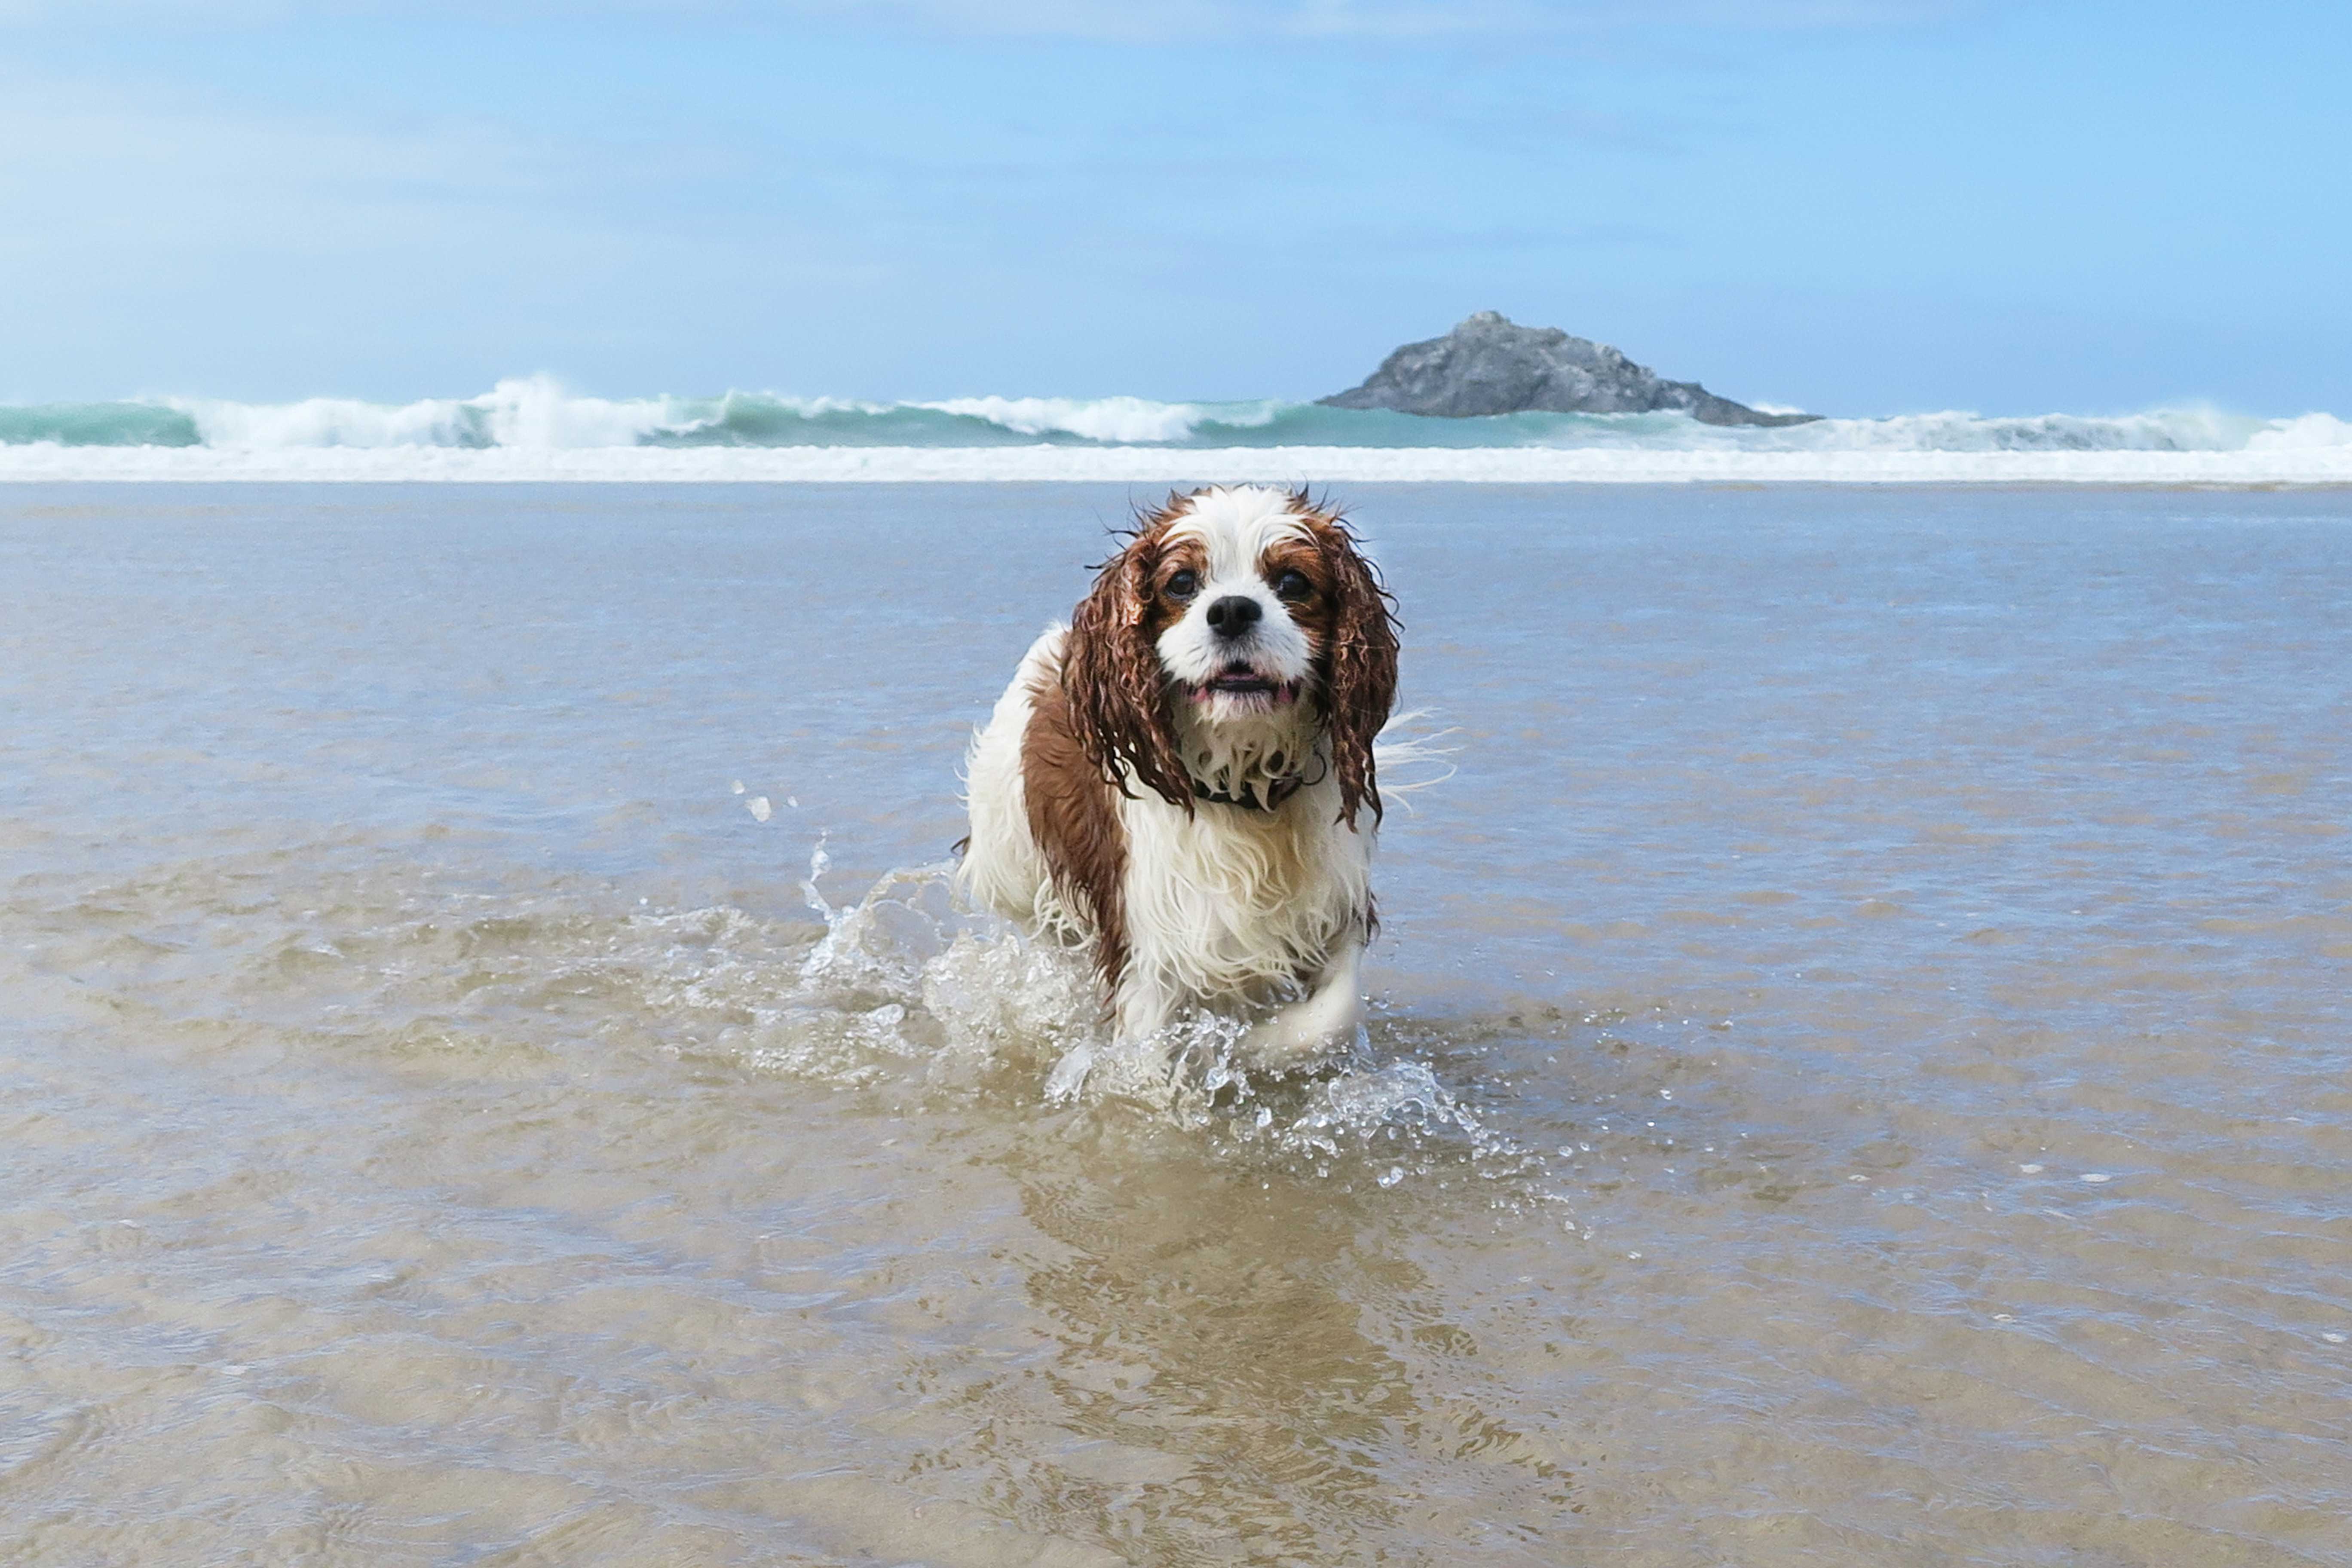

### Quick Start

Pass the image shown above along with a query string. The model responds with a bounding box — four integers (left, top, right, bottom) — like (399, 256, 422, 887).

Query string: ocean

(4, 377, 2352, 483)
(3, 481, 2348, 1565)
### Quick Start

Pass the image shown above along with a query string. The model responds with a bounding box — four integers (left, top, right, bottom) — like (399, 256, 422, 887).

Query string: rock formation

(1318, 311, 1818, 427)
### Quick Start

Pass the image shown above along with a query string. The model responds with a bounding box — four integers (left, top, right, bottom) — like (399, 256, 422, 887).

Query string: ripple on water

(9, 485, 2352, 1565)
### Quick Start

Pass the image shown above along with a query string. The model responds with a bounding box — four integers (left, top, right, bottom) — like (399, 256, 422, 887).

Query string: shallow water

(3, 483, 2348, 1565)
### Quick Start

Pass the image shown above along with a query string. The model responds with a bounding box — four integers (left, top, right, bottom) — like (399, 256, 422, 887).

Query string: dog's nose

(1204, 595, 1262, 637)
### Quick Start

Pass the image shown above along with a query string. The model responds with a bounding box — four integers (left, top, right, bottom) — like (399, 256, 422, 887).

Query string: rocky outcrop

(1318, 311, 1818, 427)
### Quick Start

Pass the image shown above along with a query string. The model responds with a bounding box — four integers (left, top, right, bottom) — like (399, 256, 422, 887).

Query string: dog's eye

(1272, 569, 1313, 602)
(1164, 569, 1199, 601)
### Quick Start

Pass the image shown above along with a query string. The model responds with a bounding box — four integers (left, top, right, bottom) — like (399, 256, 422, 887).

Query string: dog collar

(1191, 774, 1303, 812)
(1187, 744, 1330, 812)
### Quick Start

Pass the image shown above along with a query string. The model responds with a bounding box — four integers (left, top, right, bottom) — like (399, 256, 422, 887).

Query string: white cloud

(0, 67, 905, 398)
(0, 76, 547, 251)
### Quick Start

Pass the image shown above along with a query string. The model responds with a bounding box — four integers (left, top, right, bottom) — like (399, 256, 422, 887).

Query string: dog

(957, 484, 1399, 1073)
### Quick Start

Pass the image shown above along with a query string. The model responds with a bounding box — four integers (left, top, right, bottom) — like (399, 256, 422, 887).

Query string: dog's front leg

(1238, 937, 1363, 1070)
(1112, 971, 1179, 1050)
(1045, 974, 1179, 1101)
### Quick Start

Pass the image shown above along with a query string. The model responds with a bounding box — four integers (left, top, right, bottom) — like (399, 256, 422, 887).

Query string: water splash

(743, 849, 1540, 1185)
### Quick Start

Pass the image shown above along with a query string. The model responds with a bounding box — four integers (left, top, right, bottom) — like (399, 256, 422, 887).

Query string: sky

(1, 1, 2346, 416)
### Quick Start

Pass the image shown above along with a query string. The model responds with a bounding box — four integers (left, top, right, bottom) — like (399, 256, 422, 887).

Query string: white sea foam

(919, 395, 1280, 444)
(172, 375, 686, 450)
(2247, 411, 2352, 450)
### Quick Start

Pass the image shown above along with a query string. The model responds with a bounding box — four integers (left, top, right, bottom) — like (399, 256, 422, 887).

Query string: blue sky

(2, 1, 2345, 414)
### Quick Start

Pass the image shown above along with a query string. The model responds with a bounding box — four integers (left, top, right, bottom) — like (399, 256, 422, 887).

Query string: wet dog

(958, 484, 1398, 1074)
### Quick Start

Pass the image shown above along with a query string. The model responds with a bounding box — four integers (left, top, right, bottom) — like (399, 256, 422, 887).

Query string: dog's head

(1063, 484, 1398, 826)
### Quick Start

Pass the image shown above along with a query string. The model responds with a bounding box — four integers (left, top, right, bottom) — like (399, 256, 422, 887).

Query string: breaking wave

(6, 376, 2348, 482)
(5, 375, 2348, 455)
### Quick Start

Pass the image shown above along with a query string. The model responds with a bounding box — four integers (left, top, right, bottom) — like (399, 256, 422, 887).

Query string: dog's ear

(1311, 515, 1400, 829)
(1063, 530, 1193, 812)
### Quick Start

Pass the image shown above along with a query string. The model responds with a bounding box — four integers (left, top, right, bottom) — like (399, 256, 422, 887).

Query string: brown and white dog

(957, 484, 1399, 1078)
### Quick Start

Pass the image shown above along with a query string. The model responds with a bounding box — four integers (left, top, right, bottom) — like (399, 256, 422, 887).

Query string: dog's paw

(1236, 1005, 1356, 1074)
